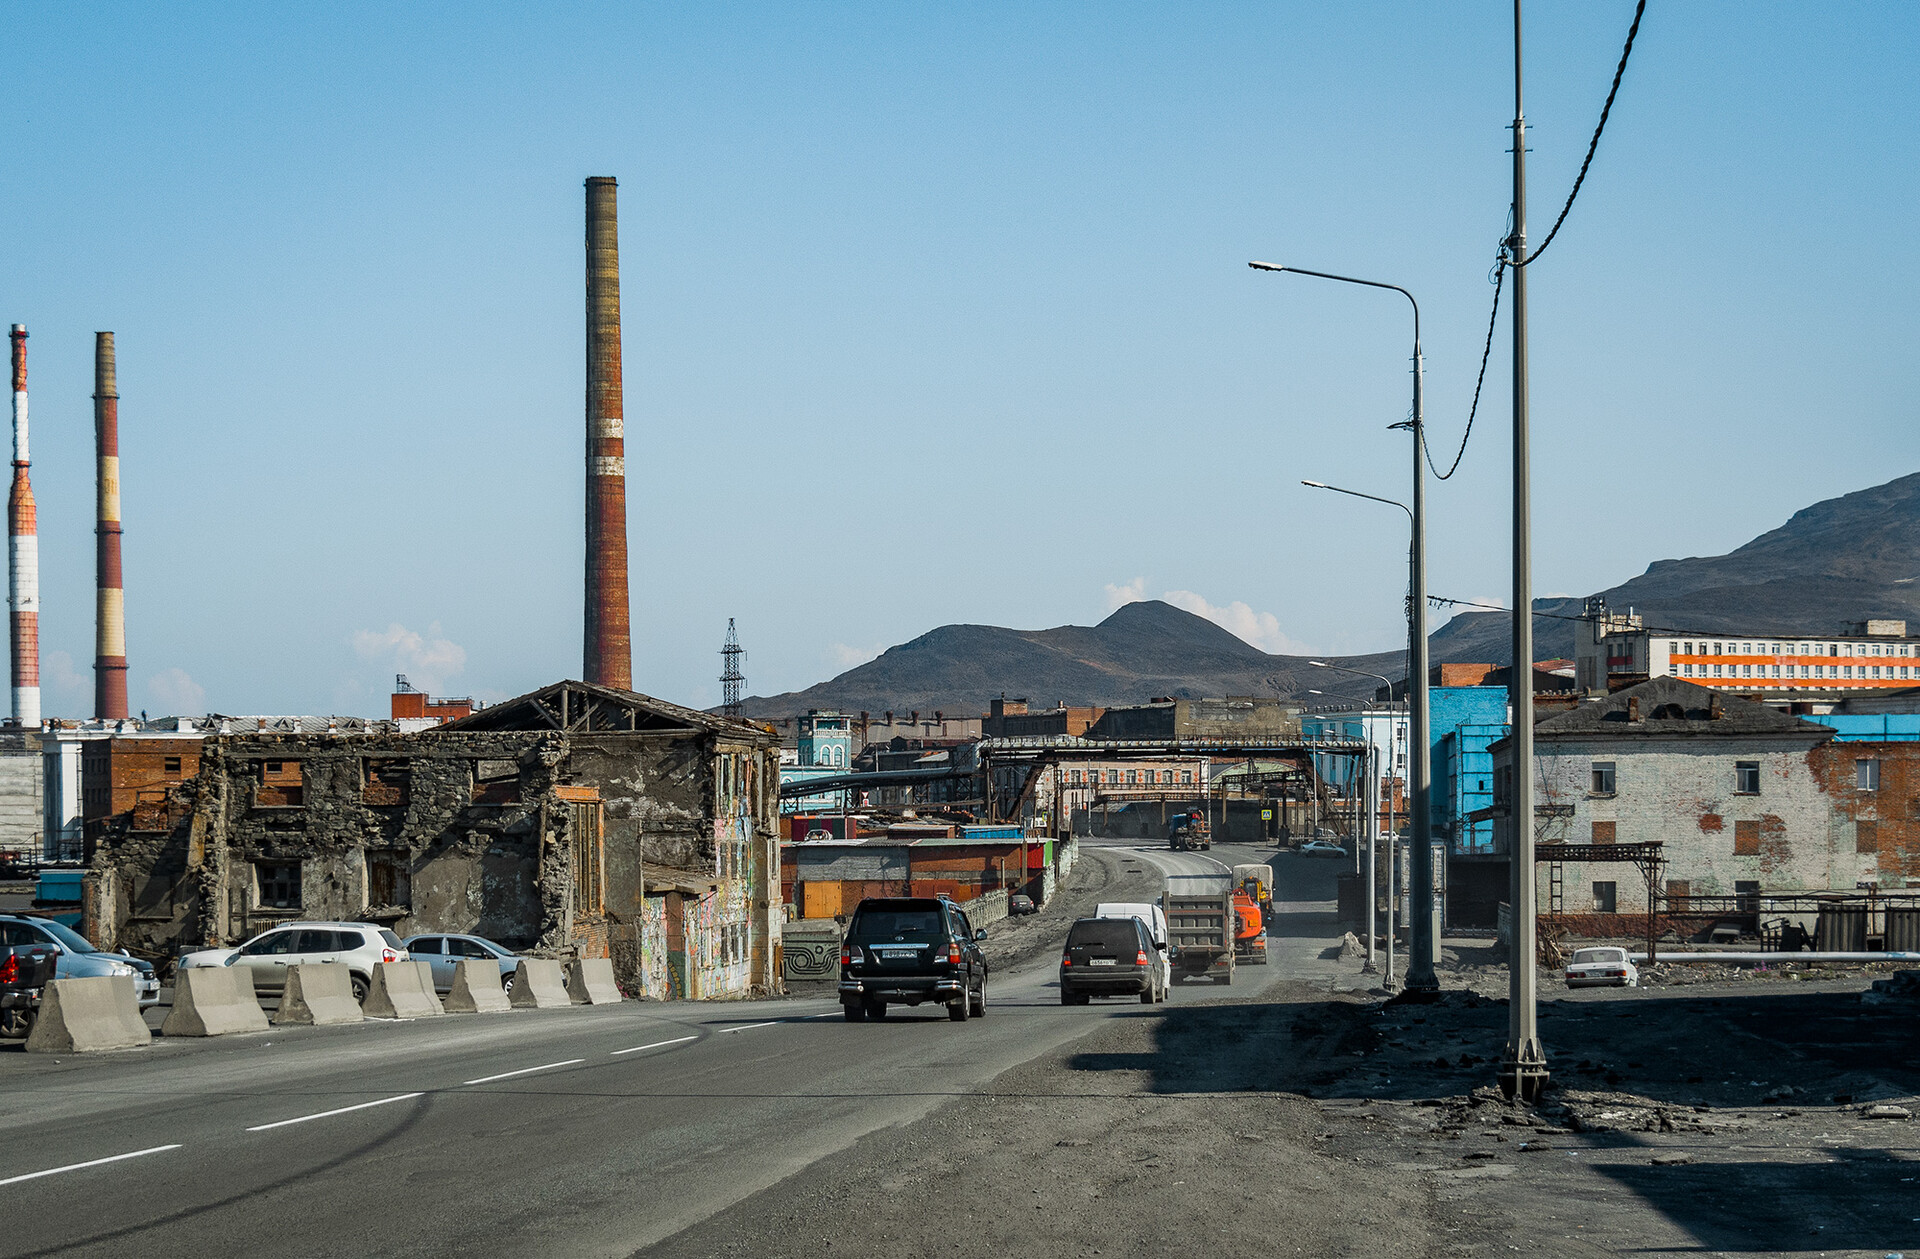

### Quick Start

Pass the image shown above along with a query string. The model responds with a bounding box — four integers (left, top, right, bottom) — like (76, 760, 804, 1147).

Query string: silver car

(402, 933, 522, 994)
(178, 922, 406, 1005)
(0, 915, 161, 1007)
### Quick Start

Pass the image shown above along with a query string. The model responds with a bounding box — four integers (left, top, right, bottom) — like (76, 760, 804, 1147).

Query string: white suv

(178, 922, 407, 1005)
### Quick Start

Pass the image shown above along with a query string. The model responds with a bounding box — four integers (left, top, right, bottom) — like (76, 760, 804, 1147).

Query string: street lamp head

(1301, 480, 1329, 489)
(1247, 261, 1286, 273)
(1309, 661, 1329, 669)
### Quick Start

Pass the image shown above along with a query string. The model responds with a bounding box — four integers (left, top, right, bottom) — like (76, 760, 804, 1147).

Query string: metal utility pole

(1500, 0, 1550, 1103)
(1362, 745, 1378, 974)
(1263, 259, 1438, 992)
(720, 618, 745, 720)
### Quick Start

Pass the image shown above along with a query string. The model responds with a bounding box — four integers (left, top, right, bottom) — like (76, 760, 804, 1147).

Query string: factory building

(1576, 601, 1920, 697)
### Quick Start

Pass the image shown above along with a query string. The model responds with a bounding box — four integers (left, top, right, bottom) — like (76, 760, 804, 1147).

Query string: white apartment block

(1576, 604, 1917, 696)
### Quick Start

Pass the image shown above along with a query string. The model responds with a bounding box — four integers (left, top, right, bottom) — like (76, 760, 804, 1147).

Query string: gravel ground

(651, 940, 1920, 1258)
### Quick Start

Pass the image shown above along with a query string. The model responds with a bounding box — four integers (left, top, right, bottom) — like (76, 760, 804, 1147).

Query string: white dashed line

(720, 1021, 777, 1034)
(610, 1035, 697, 1056)
(464, 1059, 584, 1085)
(246, 1094, 424, 1132)
(0, 1144, 182, 1187)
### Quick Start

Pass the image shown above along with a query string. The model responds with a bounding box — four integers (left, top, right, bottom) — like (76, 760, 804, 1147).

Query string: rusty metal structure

(94, 332, 128, 720)
(8, 325, 38, 728)
(583, 176, 632, 691)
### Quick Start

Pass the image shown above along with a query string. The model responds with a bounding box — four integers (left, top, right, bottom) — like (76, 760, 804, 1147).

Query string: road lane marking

(464, 1059, 584, 1085)
(0, 1144, 182, 1187)
(610, 1035, 697, 1056)
(720, 1021, 777, 1033)
(246, 1094, 423, 1132)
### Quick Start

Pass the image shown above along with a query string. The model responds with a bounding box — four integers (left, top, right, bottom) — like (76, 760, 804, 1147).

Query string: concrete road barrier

(273, 963, 366, 1026)
(162, 966, 270, 1037)
(445, 959, 511, 1014)
(363, 961, 446, 1020)
(509, 958, 570, 1009)
(566, 957, 622, 1005)
(25, 976, 151, 1052)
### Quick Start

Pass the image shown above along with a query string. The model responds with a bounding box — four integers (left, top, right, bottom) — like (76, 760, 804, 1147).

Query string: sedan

(1008, 895, 1038, 916)
(0, 914, 160, 1006)
(403, 933, 522, 994)
(1565, 946, 1639, 988)
(1299, 840, 1348, 858)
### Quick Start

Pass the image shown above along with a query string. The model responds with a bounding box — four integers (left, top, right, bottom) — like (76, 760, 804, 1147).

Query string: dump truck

(1232, 863, 1273, 917)
(1232, 888, 1268, 965)
(1164, 874, 1235, 984)
(1167, 812, 1212, 852)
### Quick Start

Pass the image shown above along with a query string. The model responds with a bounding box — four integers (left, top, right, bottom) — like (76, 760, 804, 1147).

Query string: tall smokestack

(93, 332, 128, 720)
(583, 176, 632, 690)
(8, 325, 38, 728)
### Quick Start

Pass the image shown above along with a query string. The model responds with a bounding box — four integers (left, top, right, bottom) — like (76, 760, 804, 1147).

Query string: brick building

(1485, 677, 1916, 928)
(87, 681, 783, 1000)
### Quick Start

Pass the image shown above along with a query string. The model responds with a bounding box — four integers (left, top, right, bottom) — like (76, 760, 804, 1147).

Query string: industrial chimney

(583, 176, 632, 691)
(8, 325, 38, 728)
(94, 332, 128, 720)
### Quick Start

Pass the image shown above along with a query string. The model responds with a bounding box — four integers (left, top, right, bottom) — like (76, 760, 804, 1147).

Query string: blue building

(1820, 713, 1920, 742)
(1428, 688, 1508, 853)
(798, 710, 854, 768)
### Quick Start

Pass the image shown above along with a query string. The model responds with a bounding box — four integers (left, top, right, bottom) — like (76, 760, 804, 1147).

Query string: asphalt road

(0, 838, 1338, 1259)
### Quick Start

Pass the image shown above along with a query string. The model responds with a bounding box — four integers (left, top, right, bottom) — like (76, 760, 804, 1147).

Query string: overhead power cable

(1421, 0, 1648, 481)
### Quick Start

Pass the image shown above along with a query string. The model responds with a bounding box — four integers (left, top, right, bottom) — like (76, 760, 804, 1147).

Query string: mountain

(747, 472, 1920, 720)
(1431, 471, 1920, 665)
(741, 600, 1399, 720)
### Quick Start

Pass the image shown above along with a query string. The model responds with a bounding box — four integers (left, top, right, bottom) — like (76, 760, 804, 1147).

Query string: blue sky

(2, 4, 1915, 716)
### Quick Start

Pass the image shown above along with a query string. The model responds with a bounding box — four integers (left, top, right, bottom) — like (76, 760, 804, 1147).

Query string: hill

(1431, 471, 1920, 665)
(741, 600, 1399, 720)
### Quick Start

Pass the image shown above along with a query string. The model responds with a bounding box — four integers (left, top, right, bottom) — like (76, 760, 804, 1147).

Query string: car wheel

(350, 974, 370, 1005)
(1218, 970, 1233, 986)
(1139, 986, 1154, 1005)
(1059, 989, 1075, 1006)
(969, 982, 986, 1019)
(948, 991, 969, 1021)
(866, 1000, 888, 1020)
(843, 1002, 866, 1022)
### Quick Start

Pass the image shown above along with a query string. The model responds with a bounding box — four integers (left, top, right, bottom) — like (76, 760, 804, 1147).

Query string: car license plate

(880, 949, 916, 960)
(1090, 958, 1117, 967)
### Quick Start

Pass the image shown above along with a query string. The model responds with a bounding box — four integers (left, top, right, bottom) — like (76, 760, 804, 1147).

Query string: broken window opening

(256, 861, 302, 910)
(363, 759, 412, 808)
(256, 760, 306, 808)
(367, 851, 412, 909)
(570, 801, 605, 917)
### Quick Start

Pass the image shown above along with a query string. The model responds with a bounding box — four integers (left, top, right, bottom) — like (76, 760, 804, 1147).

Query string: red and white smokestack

(8, 325, 38, 728)
(583, 176, 632, 690)
(93, 332, 128, 720)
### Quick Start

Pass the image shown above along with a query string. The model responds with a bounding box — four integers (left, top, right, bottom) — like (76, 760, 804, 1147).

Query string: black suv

(1059, 915, 1164, 1005)
(839, 897, 988, 1022)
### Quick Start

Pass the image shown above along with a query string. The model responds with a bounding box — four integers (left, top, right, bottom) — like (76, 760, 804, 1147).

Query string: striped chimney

(93, 332, 128, 720)
(8, 325, 38, 728)
(583, 176, 632, 690)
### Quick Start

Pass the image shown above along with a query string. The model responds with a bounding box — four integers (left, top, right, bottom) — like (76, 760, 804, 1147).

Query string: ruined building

(86, 681, 782, 999)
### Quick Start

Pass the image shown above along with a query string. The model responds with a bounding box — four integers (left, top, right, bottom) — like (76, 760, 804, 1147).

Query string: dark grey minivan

(1059, 915, 1165, 1005)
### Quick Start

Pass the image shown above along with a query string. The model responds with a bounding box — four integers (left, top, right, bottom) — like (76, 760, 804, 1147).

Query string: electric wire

(1420, 0, 1647, 480)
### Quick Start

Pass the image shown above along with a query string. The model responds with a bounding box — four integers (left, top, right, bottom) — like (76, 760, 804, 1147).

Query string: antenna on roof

(720, 619, 745, 720)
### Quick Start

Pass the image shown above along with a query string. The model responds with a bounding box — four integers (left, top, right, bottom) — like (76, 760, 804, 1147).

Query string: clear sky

(3, 3, 1915, 717)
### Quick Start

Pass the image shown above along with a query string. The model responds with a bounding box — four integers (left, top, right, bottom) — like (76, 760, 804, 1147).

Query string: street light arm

(1249, 262, 1419, 348)
(1301, 480, 1413, 525)
(1308, 659, 1397, 696)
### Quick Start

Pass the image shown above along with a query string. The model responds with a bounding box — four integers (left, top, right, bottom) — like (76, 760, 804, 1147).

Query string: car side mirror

(1155, 941, 1167, 950)
(975, 929, 987, 941)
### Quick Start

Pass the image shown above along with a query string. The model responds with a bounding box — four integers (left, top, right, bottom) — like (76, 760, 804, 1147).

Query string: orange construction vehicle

(1232, 889, 1268, 965)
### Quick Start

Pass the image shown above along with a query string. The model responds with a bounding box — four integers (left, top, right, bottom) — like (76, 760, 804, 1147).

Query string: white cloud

(1104, 577, 1148, 610)
(147, 667, 207, 714)
(351, 622, 467, 694)
(1162, 589, 1313, 656)
(829, 642, 886, 671)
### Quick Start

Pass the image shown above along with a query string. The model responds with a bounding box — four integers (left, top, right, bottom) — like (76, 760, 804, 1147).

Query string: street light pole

(1309, 658, 1401, 990)
(1266, 264, 1439, 995)
(1500, 0, 1550, 1102)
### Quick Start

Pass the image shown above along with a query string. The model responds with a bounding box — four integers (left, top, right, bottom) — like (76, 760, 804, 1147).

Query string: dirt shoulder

(650, 962, 1920, 1258)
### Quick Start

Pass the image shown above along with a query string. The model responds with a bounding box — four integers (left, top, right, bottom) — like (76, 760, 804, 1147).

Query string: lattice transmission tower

(719, 619, 745, 719)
